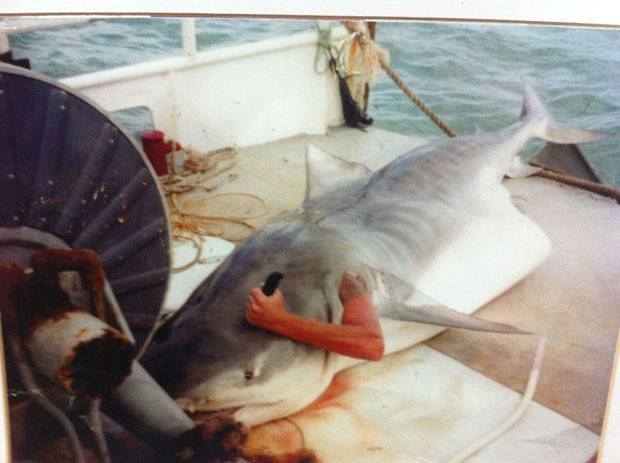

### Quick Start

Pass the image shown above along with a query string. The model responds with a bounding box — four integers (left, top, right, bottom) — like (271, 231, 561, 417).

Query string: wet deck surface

(427, 178, 620, 434)
(168, 126, 618, 459)
(209, 125, 427, 230)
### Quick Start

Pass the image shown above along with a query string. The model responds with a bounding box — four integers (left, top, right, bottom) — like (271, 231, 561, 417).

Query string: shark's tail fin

(520, 82, 610, 144)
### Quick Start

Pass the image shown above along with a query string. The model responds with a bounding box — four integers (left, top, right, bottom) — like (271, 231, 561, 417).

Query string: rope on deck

(530, 162, 620, 202)
(160, 146, 269, 272)
(447, 336, 547, 463)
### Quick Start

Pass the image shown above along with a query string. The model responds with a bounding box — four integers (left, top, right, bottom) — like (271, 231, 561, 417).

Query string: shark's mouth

(188, 406, 241, 422)
(175, 396, 241, 416)
(178, 399, 283, 422)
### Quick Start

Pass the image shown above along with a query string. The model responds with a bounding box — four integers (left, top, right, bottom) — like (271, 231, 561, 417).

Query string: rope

(161, 147, 237, 195)
(342, 22, 457, 138)
(86, 399, 111, 463)
(161, 146, 269, 246)
(282, 417, 307, 453)
(6, 329, 86, 463)
(314, 25, 333, 74)
(341, 22, 620, 201)
(315, 24, 358, 80)
(170, 233, 204, 273)
(447, 336, 546, 463)
(530, 162, 620, 202)
(379, 62, 457, 138)
(169, 192, 268, 243)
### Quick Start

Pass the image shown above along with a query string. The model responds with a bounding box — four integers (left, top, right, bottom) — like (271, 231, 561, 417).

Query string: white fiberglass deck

(164, 126, 617, 462)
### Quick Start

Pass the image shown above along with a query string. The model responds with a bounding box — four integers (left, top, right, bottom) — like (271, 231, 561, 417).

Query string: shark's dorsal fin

(305, 145, 370, 202)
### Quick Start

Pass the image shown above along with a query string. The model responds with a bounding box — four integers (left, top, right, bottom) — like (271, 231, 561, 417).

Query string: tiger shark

(141, 83, 606, 427)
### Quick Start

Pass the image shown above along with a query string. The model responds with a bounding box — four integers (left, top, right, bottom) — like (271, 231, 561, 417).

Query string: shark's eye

(244, 357, 264, 382)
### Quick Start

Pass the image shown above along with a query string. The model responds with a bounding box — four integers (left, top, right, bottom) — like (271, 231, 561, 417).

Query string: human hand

(245, 288, 288, 328)
(338, 271, 368, 300)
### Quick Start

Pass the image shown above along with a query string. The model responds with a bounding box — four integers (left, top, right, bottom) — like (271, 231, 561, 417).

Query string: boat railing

(54, 19, 347, 152)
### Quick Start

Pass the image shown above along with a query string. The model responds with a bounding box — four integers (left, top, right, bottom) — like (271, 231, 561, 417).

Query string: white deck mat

(162, 236, 234, 312)
(159, 127, 604, 461)
(163, 239, 599, 461)
(246, 344, 599, 462)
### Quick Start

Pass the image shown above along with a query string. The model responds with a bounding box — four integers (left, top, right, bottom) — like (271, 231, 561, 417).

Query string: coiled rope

(160, 146, 269, 272)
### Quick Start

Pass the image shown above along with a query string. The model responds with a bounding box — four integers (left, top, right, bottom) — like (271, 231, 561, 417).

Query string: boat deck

(211, 125, 428, 230)
(166, 126, 619, 461)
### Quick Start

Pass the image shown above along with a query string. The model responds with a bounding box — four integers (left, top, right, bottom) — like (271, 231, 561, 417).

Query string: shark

(140, 83, 606, 427)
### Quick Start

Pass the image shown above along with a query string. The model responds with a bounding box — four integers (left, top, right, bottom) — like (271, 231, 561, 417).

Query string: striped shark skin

(140, 83, 607, 427)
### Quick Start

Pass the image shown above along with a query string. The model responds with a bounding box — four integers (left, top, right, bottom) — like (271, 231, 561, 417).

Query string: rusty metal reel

(0, 63, 171, 348)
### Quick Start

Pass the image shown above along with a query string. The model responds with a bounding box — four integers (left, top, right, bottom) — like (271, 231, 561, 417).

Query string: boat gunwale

(60, 25, 347, 89)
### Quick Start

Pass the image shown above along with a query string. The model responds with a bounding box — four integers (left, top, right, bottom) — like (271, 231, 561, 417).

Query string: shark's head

(141, 145, 380, 423)
(141, 222, 364, 423)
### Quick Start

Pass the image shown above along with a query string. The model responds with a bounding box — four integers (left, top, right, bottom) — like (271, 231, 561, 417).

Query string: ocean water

(7, 18, 620, 185)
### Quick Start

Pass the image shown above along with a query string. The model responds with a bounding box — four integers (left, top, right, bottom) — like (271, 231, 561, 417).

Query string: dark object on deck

(172, 416, 247, 462)
(262, 271, 284, 296)
(531, 142, 601, 183)
(0, 62, 170, 348)
(328, 57, 373, 130)
(338, 75, 373, 130)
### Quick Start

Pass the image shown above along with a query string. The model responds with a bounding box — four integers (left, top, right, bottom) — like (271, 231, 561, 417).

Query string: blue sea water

(7, 18, 620, 185)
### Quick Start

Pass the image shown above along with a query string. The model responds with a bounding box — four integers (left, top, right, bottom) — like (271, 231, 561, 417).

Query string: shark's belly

(409, 175, 551, 312)
(340, 178, 551, 314)
(412, 203, 551, 312)
(176, 349, 335, 427)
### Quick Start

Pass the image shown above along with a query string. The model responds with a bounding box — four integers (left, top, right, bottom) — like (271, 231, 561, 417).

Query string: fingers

(250, 287, 283, 301)
(245, 290, 273, 328)
(341, 271, 362, 286)
(245, 297, 260, 320)
(250, 288, 265, 299)
(339, 271, 367, 299)
(246, 288, 274, 314)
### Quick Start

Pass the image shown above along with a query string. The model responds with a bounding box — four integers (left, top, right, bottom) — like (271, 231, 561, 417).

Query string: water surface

(8, 18, 620, 185)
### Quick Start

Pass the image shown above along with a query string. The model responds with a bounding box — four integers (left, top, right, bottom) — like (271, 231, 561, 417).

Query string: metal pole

(181, 18, 197, 57)
(0, 31, 10, 55)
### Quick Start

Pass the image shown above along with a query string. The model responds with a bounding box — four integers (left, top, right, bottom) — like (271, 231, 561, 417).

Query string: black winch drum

(0, 63, 171, 347)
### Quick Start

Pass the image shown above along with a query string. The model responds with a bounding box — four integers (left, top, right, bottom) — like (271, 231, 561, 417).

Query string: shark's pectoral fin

(384, 302, 530, 335)
(370, 267, 529, 334)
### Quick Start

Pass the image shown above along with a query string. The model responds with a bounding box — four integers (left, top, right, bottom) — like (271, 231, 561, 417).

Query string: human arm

(245, 272, 384, 361)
